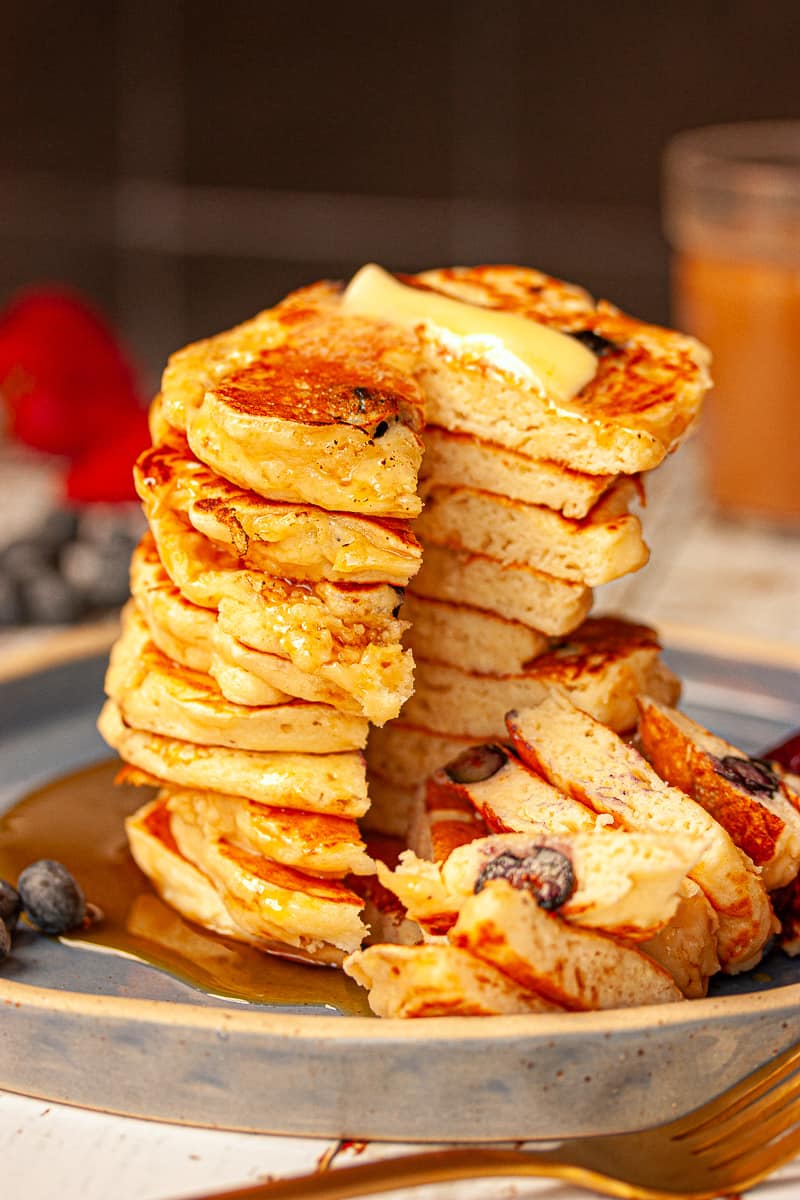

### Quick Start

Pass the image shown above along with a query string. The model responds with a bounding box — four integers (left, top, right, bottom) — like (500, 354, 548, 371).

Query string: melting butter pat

(342, 263, 597, 401)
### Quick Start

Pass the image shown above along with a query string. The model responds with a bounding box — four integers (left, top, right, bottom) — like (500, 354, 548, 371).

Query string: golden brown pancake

(415, 478, 648, 586)
(401, 617, 681, 738)
(137, 439, 421, 586)
(421, 426, 617, 518)
(343, 942, 564, 1017)
(507, 692, 775, 973)
(106, 605, 369, 753)
(638, 697, 800, 891)
(163, 786, 374, 877)
(99, 699, 369, 817)
(160, 281, 425, 517)
(409, 264, 711, 475)
(127, 795, 362, 963)
(134, 502, 412, 724)
(449, 882, 683, 1010)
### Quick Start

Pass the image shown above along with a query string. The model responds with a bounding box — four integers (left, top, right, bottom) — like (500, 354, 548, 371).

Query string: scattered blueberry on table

(0, 504, 143, 626)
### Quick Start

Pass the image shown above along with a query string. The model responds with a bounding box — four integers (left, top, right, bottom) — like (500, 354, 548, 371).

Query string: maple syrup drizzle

(0, 760, 371, 1015)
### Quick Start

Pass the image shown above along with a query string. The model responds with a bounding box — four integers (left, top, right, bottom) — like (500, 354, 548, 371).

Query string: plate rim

(4, 965, 800, 1040)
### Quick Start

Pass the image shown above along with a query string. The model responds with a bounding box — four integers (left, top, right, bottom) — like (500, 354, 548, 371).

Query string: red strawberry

(65, 406, 150, 503)
(0, 289, 142, 457)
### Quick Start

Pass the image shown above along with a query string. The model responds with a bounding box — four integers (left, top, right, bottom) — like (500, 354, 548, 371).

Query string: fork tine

(706, 1114, 800, 1191)
(683, 1062, 800, 1151)
(701, 1092, 800, 1169)
(669, 1039, 800, 1138)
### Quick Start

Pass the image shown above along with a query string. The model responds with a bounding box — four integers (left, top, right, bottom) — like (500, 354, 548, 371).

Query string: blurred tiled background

(4, 0, 800, 388)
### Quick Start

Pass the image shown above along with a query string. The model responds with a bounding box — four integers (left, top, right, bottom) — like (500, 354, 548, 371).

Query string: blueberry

(30, 508, 80, 559)
(713, 755, 779, 797)
(0, 880, 22, 931)
(0, 539, 51, 582)
(474, 847, 575, 911)
(21, 570, 84, 625)
(0, 574, 23, 625)
(18, 860, 86, 934)
(60, 541, 131, 607)
(444, 743, 508, 785)
(0, 919, 10, 963)
(568, 329, 618, 356)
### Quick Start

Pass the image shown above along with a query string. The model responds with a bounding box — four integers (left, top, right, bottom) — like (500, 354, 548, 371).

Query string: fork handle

(177, 1146, 662, 1200)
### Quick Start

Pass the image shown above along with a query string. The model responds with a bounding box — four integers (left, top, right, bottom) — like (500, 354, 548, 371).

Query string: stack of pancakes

(99, 261, 712, 971)
(98, 282, 430, 964)
(360, 265, 710, 834)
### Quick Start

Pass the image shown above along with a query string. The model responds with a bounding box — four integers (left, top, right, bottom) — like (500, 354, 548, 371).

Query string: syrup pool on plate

(0, 760, 371, 1015)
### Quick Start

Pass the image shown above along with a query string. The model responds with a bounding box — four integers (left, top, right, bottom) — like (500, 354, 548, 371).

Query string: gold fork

(182, 1038, 800, 1200)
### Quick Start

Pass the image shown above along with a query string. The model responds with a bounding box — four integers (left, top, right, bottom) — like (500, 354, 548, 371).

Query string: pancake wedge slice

(379, 828, 701, 945)
(638, 696, 800, 892)
(451, 881, 684, 1010)
(506, 692, 775, 973)
(343, 942, 563, 1018)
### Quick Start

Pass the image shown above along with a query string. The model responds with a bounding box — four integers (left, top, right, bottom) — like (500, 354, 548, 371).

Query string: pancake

(449, 882, 684, 1010)
(137, 440, 421, 586)
(344, 264, 710, 475)
(400, 593, 549, 674)
(380, 828, 703, 943)
(163, 786, 374, 877)
(98, 700, 369, 817)
(401, 618, 681, 738)
(410, 760, 719, 998)
(415, 478, 648, 586)
(126, 797, 347, 964)
(168, 801, 367, 956)
(131, 536, 381, 716)
(131, 537, 293, 707)
(421, 426, 617, 518)
(106, 605, 369, 753)
(139, 504, 412, 725)
(638, 697, 800, 891)
(411, 543, 592, 636)
(507, 693, 775, 973)
(160, 281, 424, 517)
(360, 771, 418, 838)
(427, 743, 597, 838)
(343, 942, 563, 1017)
(130, 535, 219, 676)
(366, 721, 477, 790)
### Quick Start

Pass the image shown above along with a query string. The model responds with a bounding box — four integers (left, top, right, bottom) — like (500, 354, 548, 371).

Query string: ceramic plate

(1, 642, 799, 1141)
